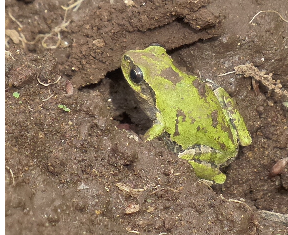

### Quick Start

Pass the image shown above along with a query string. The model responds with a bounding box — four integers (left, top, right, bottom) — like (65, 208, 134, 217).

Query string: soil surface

(5, 0, 288, 234)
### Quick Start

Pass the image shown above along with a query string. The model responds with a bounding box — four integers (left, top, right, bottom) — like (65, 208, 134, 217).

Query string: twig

(150, 186, 179, 195)
(41, 32, 62, 49)
(218, 64, 288, 99)
(234, 63, 288, 99)
(5, 166, 15, 186)
(19, 33, 45, 45)
(37, 75, 61, 86)
(219, 195, 253, 212)
(19, 18, 70, 49)
(8, 11, 23, 28)
(218, 71, 236, 77)
(250, 10, 288, 24)
(13, 0, 79, 49)
(42, 94, 54, 101)
(62, 0, 84, 12)
(127, 231, 140, 234)
(5, 50, 15, 60)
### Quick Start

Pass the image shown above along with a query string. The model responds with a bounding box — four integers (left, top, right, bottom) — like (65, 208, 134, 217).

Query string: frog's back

(155, 73, 236, 153)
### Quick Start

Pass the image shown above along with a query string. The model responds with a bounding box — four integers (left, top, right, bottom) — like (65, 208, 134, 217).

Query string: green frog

(121, 45, 252, 184)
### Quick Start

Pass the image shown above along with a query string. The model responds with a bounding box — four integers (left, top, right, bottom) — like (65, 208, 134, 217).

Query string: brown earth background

(5, 0, 288, 234)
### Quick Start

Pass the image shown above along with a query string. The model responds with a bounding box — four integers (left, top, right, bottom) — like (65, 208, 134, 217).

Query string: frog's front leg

(213, 87, 252, 146)
(144, 111, 165, 141)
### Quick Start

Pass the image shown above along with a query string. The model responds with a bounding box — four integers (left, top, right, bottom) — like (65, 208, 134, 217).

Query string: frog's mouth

(132, 85, 158, 122)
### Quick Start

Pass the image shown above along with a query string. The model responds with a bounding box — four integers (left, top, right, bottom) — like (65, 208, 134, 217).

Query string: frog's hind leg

(179, 146, 231, 184)
(213, 87, 252, 146)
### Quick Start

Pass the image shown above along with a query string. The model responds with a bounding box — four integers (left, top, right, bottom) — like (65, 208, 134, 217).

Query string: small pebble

(269, 157, 288, 177)
(66, 80, 73, 95)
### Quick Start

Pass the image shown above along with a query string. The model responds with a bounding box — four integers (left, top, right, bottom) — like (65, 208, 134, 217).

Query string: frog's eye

(130, 65, 143, 84)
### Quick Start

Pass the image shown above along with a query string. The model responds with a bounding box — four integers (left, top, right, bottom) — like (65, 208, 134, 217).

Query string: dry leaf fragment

(5, 29, 20, 44)
(116, 182, 144, 197)
(125, 204, 139, 214)
(147, 206, 155, 213)
(123, 0, 135, 6)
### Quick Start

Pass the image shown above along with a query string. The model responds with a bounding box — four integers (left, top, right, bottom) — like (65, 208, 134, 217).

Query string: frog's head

(121, 45, 174, 103)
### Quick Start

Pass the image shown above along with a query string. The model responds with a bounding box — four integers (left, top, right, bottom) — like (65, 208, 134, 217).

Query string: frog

(121, 45, 252, 184)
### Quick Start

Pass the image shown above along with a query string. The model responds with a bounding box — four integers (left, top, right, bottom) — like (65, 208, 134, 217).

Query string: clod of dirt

(64, 0, 220, 87)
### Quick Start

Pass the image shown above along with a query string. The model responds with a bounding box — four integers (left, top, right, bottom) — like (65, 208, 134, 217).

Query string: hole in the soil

(113, 111, 133, 124)
(277, 184, 288, 194)
(17, 0, 34, 5)
(124, 164, 134, 171)
(167, 37, 218, 56)
(107, 68, 152, 136)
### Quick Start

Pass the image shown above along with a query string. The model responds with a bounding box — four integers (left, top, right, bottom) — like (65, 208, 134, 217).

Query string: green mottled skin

(121, 46, 252, 184)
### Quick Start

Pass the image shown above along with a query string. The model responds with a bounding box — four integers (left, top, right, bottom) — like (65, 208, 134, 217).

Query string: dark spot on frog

(192, 79, 207, 98)
(190, 117, 196, 124)
(221, 121, 234, 145)
(219, 142, 228, 152)
(211, 110, 219, 128)
(190, 123, 207, 133)
(160, 67, 182, 84)
(173, 109, 186, 137)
